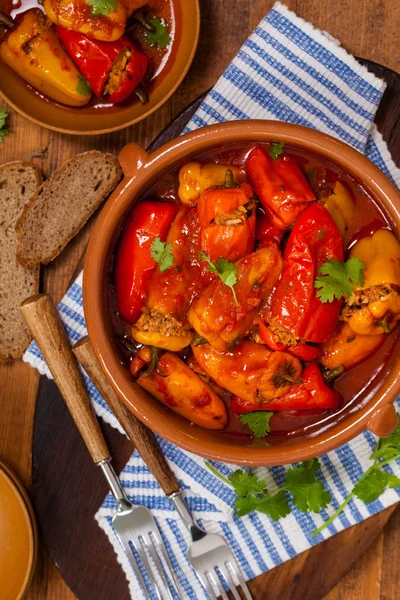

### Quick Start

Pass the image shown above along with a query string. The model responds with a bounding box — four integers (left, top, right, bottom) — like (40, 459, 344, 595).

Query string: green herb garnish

(86, 0, 117, 16)
(206, 458, 330, 520)
(314, 257, 365, 303)
(198, 251, 238, 306)
(240, 412, 274, 438)
(0, 108, 9, 143)
(76, 77, 91, 96)
(144, 16, 171, 50)
(268, 141, 284, 160)
(151, 237, 174, 272)
(313, 421, 400, 536)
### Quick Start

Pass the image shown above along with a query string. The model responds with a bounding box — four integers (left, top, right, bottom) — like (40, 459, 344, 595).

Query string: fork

(72, 336, 253, 600)
(20, 294, 181, 600)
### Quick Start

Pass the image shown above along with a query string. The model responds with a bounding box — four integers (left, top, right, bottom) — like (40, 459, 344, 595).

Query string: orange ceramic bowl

(0, 0, 199, 135)
(83, 121, 400, 465)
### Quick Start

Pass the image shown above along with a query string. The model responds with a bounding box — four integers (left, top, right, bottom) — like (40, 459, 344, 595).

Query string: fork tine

(135, 538, 164, 600)
(212, 572, 230, 600)
(218, 565, 241, 600)
(150, 530, 182, 595)
(208, 571, 229, 600)
(115, 535, 153, 600)
(227, 560, 253, 600)
(144, 533, 175, 600)
(197, 571, 217, 600)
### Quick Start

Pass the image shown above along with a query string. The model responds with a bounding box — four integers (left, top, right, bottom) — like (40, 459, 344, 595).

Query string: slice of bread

(16, 150, 123, 268)
(0, 162, 42, 360)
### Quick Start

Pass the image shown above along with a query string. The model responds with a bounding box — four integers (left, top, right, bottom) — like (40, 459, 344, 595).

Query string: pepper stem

(217, 169, 240, 189)
(0, 12, 14, 29)
(272, 363, 303, 388)
(141, 346, 161, 378)
(375, 315, 391, 333)
(133, 10, 156, 32)
(322, 364, 345, 384)
(134, 85, 149, 105)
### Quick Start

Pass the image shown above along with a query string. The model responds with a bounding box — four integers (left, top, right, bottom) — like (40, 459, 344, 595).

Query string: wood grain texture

(20, 295, 110, 464)
(30, 57, 400, 600)
(0, 0, 399, 598)
(72, 337, 180, 496)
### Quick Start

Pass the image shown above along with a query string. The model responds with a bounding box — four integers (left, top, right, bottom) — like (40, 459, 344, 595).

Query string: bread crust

(15, 150, 122, 268)
(0, 162, 42, 360)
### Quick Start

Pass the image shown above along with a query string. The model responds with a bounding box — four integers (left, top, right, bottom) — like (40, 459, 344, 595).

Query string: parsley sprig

(0, 108, 9, 143)
(313, 421, 400, 536)
(314, 257, 365, 303)
(144, 16, 171, 49)
(269, 141, 284, 160)
(151, 236, 174, 272)
(86, 0, 117, 16)
(240, 412, 274, 438)
(206, 459, 330, 519)
(198, 251, 238, 306)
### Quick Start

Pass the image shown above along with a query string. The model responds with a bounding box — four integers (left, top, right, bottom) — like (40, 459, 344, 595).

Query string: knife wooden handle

(73, 336, 180, 496)
(20, 294, 110, 465)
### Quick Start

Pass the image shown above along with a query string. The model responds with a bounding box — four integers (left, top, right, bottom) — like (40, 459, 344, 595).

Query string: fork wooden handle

(20, 294, 110, 464)
(73, 337, 180, 496)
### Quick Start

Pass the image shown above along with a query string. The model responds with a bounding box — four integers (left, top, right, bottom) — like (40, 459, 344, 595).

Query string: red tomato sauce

(109, 142, 400, 442)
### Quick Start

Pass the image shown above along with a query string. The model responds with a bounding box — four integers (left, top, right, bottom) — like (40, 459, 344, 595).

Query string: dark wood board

(32, 58, 400, 600)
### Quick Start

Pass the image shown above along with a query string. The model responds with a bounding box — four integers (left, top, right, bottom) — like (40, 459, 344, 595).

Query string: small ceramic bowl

(0, 462, 38, 600)
(0, 0, 199, 135)
(83, 121, 400, 465)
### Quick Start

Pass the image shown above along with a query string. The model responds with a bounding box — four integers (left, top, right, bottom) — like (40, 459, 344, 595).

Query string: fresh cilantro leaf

(371, 423, 400, 462)
(234, 495, 258, 517)
(229, 470, 266, 496)
(76, 77, 91, 96)
(198, 252, 238, 305)
(314, 257, 365, 303)
(353, 469, 389, 504)
(206, 459, 330, 523)
(344, 257, 365, 287)
(144, 16, 171, 50)
(284, 459, 331, 513)
(235, 490, 290, 520)
(313, 420, 400, 537)
(387, 474, 400, 488)
(269, 142, 284, 160)
(0, 108, 9, 143)
(254, 490, 291, 521)
(150, 237, 174, 272)
(240, 412, 273, 438)
(86, 0, 116, 15)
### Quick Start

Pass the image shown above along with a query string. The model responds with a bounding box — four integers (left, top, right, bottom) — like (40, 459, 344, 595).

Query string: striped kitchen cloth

(24, 2, 400, 599)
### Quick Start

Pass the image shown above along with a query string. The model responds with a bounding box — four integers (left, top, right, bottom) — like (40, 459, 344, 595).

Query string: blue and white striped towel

(24, 3, 400, 598)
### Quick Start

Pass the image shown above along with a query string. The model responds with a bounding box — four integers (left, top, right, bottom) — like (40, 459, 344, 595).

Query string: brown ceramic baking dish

(83, 121, 400, 465)
(0, 0, 199, 135)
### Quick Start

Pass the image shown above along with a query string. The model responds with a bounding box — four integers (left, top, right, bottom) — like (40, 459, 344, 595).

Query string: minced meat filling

(135, 308, 188, 337)
(213, 199, 255, 226)
(104, 48, 132, 96)
(341, 284, 399, 320)
(269, 322, 298, 346)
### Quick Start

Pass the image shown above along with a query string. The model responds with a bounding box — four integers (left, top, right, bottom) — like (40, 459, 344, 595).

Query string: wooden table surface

(1, 1, 400, 598)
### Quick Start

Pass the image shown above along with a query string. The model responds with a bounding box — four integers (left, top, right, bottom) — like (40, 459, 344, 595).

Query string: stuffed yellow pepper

(43, 0, 127, 41)
(192, 340, 302, 403)
(130, 348, 228, 430)
(341, 229, 400, 335)
(178, 162, 244, 206)
(0, 10, 92, 106)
